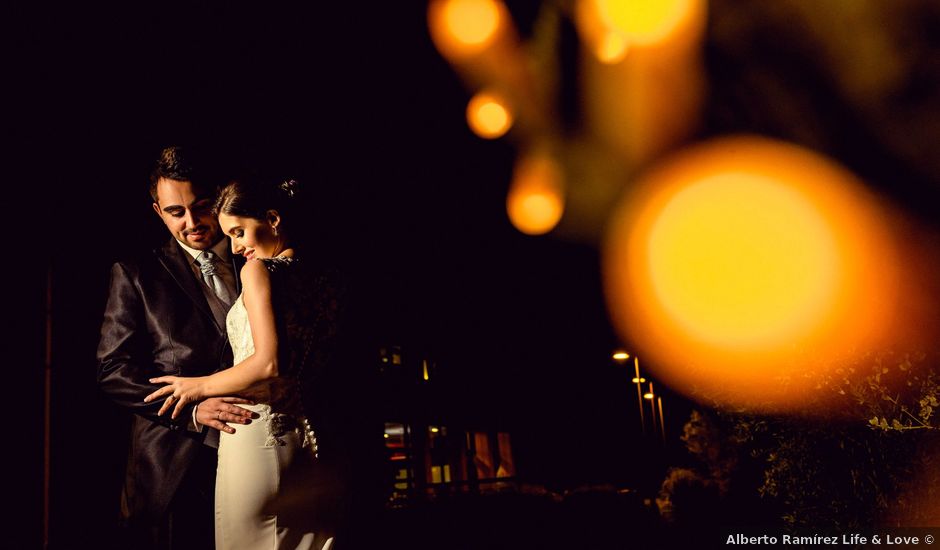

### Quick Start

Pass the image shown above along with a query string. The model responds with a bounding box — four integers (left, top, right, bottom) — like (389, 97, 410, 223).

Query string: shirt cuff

(191, 402, 204, 433)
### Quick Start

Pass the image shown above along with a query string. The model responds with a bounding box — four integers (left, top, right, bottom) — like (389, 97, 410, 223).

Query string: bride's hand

(144, 376, 209, 419)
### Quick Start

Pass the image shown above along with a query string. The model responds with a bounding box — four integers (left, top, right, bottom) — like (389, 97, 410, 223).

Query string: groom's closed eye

(164, 200, 211, 218)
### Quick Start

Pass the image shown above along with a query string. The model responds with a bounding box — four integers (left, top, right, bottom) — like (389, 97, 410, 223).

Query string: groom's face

(152, 177, 222, 250)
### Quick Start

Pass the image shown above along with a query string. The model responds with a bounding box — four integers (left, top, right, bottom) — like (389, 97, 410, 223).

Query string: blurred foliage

(661, 351, 940, 529)
(839, 352, 940, 432)
(656, 467, 719, 526)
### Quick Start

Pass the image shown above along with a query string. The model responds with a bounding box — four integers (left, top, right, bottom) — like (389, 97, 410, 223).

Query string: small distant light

(632, 377, 646, 383)
(643, 392, 654, 400)
(612, 351, 630, 361)
(383, 433, 390, 439)
(430, 427, 440, 433)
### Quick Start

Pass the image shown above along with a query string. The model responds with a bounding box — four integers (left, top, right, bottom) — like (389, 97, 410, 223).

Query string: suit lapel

(155, 239, 223, 332)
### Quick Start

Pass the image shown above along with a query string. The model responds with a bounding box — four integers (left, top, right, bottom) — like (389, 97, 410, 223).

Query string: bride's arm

(145, 260, 280, 418)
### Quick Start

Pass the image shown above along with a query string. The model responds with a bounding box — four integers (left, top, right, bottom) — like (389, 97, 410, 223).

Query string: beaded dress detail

(217, 255, 341, 550)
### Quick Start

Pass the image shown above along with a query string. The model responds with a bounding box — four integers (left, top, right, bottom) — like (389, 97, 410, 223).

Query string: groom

(97, 146, 252, 549)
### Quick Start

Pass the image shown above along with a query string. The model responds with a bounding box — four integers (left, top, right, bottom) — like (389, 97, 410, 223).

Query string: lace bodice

(223, 256, 342, 418)
(225, 256, 302, 367)
(226, 293, 254, 364)
(224, 257, 304, 417)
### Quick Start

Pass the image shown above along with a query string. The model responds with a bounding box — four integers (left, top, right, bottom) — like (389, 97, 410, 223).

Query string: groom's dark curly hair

(148, 146, 197, 201)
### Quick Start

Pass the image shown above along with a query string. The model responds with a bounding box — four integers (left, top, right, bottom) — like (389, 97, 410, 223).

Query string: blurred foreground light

(649, 174, 837, 346)
(507, 152, 565, 235)
(603, 136, 901, 411)
(467, 91, 513, 138)
(428, 0, 505, 60)
(576, 0, 703, 58)
(576, 0, 707, 166)
(593, 0, 699, 47)
(596, 31, 629, 63)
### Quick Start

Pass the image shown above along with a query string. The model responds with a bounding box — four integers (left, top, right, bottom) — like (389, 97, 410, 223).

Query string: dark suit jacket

(97, 238, 242, 521)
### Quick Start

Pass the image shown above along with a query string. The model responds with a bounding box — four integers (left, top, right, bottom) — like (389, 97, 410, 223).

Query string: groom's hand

(196, 397, 255, 434)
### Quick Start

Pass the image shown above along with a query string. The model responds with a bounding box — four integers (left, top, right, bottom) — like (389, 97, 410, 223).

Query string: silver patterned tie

(197, 250, 234, 306)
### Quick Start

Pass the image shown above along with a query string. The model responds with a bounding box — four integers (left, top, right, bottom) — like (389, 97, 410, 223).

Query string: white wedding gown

(215, 285, 334, 550)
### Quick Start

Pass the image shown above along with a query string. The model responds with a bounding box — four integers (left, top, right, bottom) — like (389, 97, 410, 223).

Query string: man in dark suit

(97, 146, 253, 549)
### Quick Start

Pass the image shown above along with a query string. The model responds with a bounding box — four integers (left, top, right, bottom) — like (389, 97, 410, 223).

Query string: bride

(145, 176, 340, 550)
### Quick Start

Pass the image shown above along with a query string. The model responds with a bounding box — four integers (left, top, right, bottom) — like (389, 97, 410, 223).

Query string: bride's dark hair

(214, 175, 300, 223)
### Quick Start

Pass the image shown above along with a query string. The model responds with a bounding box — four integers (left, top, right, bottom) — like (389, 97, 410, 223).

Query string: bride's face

(219, 211, 281, 261)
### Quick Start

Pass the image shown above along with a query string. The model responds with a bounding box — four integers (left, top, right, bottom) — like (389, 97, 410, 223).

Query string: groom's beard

(182, 224, 220, 247)
(184, 224, 212, 238)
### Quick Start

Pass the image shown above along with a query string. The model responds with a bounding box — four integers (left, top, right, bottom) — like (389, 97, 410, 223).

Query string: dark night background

(10, 3, 684, 548)
(9, 1, 940, 548)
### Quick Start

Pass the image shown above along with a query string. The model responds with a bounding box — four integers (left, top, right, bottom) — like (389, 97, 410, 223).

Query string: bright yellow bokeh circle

(647, 173, 838, 349)
(603, 136, 899, 410)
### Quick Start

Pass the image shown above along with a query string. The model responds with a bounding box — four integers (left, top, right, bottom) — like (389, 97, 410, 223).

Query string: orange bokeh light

(594, 0, 698, 46)
(576, 0, 704, 60)
(507, 153, 565, 235)
(428, 0, 504, 60)
(466, 90, 513, 138)
(647, 173, 838, 349)
(603, 136, 902, 410)
(596, 32, 629, 64)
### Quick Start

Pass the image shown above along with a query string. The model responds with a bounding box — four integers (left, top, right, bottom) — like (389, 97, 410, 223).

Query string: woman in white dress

(145, 177, 340, 550)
